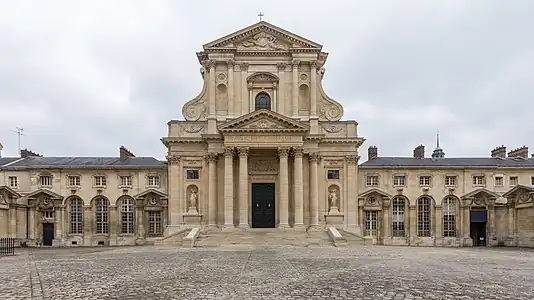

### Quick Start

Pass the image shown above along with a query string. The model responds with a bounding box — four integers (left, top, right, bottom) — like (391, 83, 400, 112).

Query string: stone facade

(1, 21, 534, 248)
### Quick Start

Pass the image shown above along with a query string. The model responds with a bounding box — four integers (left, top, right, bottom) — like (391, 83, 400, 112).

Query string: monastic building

(1, 21, 534, 248)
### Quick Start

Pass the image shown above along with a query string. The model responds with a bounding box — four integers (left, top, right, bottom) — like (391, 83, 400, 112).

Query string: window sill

(68, 234, 84, 237)
(119, 234, 135, 237)
(118, 185, 132, 189)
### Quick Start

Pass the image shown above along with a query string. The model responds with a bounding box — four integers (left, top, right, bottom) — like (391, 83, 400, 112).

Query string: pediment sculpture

(238, 32, 289, 51)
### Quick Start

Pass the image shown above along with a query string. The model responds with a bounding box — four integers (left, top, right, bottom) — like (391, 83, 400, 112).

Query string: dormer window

(255, 92, 271, 110)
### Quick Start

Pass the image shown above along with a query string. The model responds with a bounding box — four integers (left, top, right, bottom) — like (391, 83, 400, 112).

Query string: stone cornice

(319, 138, 365, 146)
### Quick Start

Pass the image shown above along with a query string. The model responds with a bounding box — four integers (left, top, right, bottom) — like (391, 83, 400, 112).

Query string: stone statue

(329, 188, 338, 208)
(189, 188, 197, 208)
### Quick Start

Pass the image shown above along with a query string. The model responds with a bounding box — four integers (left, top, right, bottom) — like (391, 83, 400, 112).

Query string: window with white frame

(366, 175, 378, 186)
(509, 176, 518, 186)
(393, 175, 405, 186)
(148, 211, 163, 235)
(95, 198, 109, 234)
(147, 175, 160, 187)
(443, 197, 456, 237)
(94, 176, 106, 187)
(69, 198, 83, 234)
(39, 175, 52, 187)
(68, 175, 81, 187)
(391, 197, 405, 237)
(364, 210, 378, 236)
(120, 198, 135, 234)
(417, 197, 431, 237)
(495, 176, 504, 187)
(8, 176, 18, 188)
(419, 176, 431, 186)
(472, 175, 485, 186)
(445, 176, 456, 186)
(120, 176, 132, 187)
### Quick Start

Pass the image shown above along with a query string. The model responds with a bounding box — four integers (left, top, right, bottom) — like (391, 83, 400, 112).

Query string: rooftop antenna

(436, 130, 440, 148)
(11, 127, 25, 155)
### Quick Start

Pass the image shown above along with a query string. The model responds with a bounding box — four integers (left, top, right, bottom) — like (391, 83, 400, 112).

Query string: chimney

(491, 145, 506, 158)
(508, 146, 528, 158)
(120, 146, 135, 160)
(368, 146, 378, 160)
(20, 148, 42, 158)
(413, 144, 425, 159)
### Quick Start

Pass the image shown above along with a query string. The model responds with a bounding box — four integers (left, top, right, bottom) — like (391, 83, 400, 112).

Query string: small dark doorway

(43, 223, 54, 246)
(470, 209, 487, 247)
(252, 183, 276, 228)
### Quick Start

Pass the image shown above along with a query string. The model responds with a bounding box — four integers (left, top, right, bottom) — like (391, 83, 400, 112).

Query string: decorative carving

(345, 155, 359, 165)
(277, 63, 287, 71)
(244, 119, 285, 129)
(240, 63, 249, 72)
(310, 60, 318, 69)
(247, 72, 278, 83)
(238, 32, 288, 51)
(473, 196, 486, 206)
(322, 125, 345, 133)
(277, 147, 290, 158)
(324, 159, 343, 167)
(227, 59, 235, 68)
(293, 147, 303, 158)
(224, 147, 234, 157)
(184, 100, 207, 121)
(318, 98, 342, 121)
(186, 185, 199, 215)
(217, 73, 227, 82)
(183, 125, 204, 133)
(206, 153, 218, 162)
(237, 147, 249, 157)
(189, 188, 197, 208)
(202, 59, 215, 70)
(250, 158, 278, 173)
(37, 197, 55, 211)
(292, 59, 300, 69)
(309, 152, 321, 163)
(182, 159, 202, 167)
(366, 195, 380, 206)
(517, 192, 532, 203)
(329, 186, 338, 207)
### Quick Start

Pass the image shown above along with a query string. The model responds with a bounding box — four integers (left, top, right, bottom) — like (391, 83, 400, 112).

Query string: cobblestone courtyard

(1, 245, 533, 300)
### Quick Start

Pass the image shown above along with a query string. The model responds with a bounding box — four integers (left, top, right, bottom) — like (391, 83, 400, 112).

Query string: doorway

(42, 223, 54, 246)
(470, 209, 487, 247)
(251, 183, 276, 228)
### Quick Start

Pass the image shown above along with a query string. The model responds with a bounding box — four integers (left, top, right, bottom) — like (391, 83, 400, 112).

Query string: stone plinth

(325, 212, 344, 227)
(183, 211, 203, 227)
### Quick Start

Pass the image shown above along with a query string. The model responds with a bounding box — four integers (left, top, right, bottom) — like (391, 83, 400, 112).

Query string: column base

(277, 224, 291, 231)
(238, 223, 250, 229)
(292, 224, 307, 232)
(306, 225, 324, 232)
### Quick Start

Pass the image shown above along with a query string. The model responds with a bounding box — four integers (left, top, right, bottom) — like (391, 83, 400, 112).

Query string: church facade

(1, 22, 534, 248)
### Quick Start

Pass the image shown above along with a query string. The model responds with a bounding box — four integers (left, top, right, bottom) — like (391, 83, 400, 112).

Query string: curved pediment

(247, 72, 278, 83)
(218, 110, 309, 133)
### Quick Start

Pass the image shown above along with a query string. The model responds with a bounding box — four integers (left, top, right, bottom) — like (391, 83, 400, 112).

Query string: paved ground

(1, 245, 533, 300)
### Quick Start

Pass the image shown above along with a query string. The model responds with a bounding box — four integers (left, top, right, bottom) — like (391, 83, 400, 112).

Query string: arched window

(443, 197, 456, 237)
(417, 197, 432, 237)
(120, 198, 135, 234)
(95, 198, 109, 234)
(255, 92, 271, 110)
(391, 197, 406, 237)
(69, 198, 84, 234)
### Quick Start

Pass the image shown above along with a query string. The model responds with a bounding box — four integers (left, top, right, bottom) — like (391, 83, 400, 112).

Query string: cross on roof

(258, 12, 264, 22)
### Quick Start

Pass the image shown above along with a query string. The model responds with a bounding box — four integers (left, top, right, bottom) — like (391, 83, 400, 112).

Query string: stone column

(207, 153, 218, 226)
(277, 63, 286, 114)
(293, 147, 304, 227)
(166, 155, 181, 229)
(508, 201, 515, 244)
(310, 60, 318, 117)
(291, 59, 299, 118)
(278, 147, 290, 227)
(238, 147, 249, 228)
(382, 200, 390, 239)
(409, 205, 417, 244)
(223, 147, 235, 228)
(8, 205, 17, 238)
(227, 59, 235, 118)
(29, 207, 35, 240)
(309, 152, 320, 227)
(83, 206, 91, 245)
(136, 202, 145, 241)
(345, 156, 360, 232)
(435, 205, 443, 245)
(240, 63, 249, 115)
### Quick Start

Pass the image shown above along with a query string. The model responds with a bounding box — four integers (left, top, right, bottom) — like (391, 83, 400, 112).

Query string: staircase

(154, 229, 190, 247)
(194, 228, 334, 248)
(338, 229, 369, 246)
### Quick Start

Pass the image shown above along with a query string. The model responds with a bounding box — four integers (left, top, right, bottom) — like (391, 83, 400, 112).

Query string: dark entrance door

(252, 183, 275, 228)
(470, 209, 487, 247)
(43, 223, 54, 246)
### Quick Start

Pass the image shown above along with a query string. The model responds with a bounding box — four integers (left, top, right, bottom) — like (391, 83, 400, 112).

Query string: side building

(0, 147, 168, 247)
(358, 144, 534, 247)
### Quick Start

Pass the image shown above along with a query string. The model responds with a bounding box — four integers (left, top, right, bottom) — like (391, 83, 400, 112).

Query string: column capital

(291, 59, 300, 69)
(292, 147, 303, 158)
(205, 152, 218, 162)
(166, 155, 181, 165)
(240, 62, 249, 72)
(345, 155, 360, 165)
(227, 59, 235, 68)
(237, 147, 249, 157)
(277, 62, 287, 71)
(202, 59, 216, 70)
(277, 147, 290, 158)
(309, 152, 321, 163)
(309, 60, 318, 69)
(224, 147, 234, 157)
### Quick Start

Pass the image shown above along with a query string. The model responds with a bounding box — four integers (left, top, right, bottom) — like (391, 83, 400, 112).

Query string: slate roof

(359, 157, 534, 169)
(0, 157, 166, 170)
(0, 157, 21, 166)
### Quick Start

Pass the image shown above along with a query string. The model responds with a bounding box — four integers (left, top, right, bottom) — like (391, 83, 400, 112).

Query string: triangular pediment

(134, 188, 168, 199)
(461, 188, 501, 199)
(218, 110, 309, 133)
(203, 21, 322, 51)
(503, 185, 534, 198)
(26, 188, 64, 200)
(358, 189, 393, 199)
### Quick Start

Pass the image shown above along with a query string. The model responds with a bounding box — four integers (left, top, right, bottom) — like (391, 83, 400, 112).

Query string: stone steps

(338, 229, 369, 246)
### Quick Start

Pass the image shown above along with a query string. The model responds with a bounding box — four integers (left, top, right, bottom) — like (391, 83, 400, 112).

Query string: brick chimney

(491, 145, 506, 158)
(20, 148, 42, 158)
(119, 146, 135, 160)
(413, 144, 425, 159)
(368, 146, 378, 160)
(508, 146, 528, 158)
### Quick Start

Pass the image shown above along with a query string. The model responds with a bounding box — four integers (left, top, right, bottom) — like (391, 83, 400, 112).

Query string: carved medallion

(322, 125, 345, 133)
(238, 32, 289, 51)
(244, 119, 285, 129)
(518, 192, 531, 203)
(183, 125, 204, 133)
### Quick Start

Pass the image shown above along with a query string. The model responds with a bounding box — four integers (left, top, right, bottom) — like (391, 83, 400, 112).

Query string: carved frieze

(182, 125, 204, 134)
(182, 159, 203, 167)
(249, 158, 278, 174)
(237, 32, 289, 51)
(322, 125, 345, 133)
(243, 119, 285, 129)
(323, 159, 344, 168)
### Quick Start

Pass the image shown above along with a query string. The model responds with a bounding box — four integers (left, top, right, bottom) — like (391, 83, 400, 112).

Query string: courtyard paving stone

(1, 245, 533, 299)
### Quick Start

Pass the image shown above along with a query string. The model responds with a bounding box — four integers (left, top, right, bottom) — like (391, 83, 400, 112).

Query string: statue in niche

(328, 186, 340, 214)
(189, 188, 198, 209)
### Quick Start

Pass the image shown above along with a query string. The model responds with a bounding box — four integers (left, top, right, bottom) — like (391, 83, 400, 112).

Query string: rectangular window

(120, 176, 132, 187)
(391, 198, 405, 237)
(473, 176, 485, 186)
(94, 176, 106, 187)
(364, 211, 378, 236)
(68, 176, 81, 187)
(366, 175, 378, 186)
(445, 176, 456, 186)
(120, 199, 135, 234)
(39, 175, 52, 187)
(495, 176, 504, 187)
(393, 175, 405, 186)
(42, 211, 54, 219)
(327, 170, 340, 180)
(186, 170, 200, 180)
(148, 211, 163, 235)
(443, 197, 456, 237)
(8, 176, 18, 188)
(509, 176, 518, 186)
(70, 199, 83, 234)
(419, 176, 431, 186)
(147, 175, 160, 187)
(417, 197, 431, 237)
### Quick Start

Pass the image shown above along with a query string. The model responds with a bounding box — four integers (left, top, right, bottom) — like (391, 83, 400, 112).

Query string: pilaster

(227, 60, 235, 118)
(223, 147, 235, 228)
(277, 63, 286, 114)
(309, 152, 320, 227)
(310, 60, 318, 117)
(204, 59, 217, 133)
(166, 155, 181, 232)
(278, 147, 290, 227)
(240, 63, 249, 115)
(409, 205, 417, 244)
(293, 147, 304, 227)
(507, 201, 517, 246)
(435, 205, 443, 245)
(291, 59, 299, 118)
(238, 147, 249, 228)
(345, 155, 360, 233)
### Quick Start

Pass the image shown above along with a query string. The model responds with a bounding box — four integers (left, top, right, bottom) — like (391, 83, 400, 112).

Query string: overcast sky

(1, 0, 533, 160)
